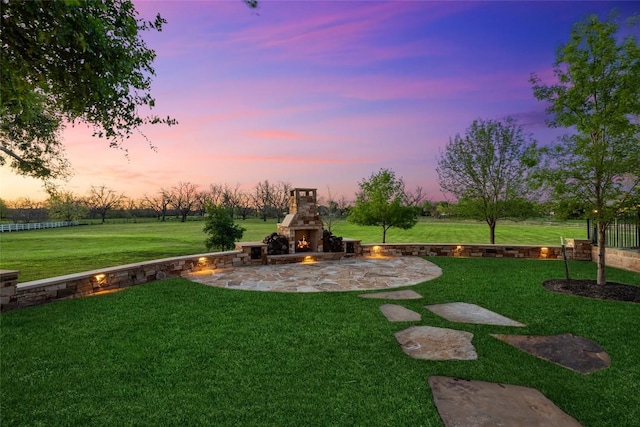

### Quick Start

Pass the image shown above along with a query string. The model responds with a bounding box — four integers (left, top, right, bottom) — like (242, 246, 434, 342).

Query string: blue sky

(1, 1, 637, 203)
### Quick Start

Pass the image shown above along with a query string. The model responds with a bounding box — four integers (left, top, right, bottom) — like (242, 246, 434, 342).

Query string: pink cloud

(215, 154, 374, 165)
(247, 129, 311, 140)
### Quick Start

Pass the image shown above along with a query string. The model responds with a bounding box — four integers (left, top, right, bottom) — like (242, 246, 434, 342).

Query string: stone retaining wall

(0, 270, 19, 310)
(2, 251, 249, 312)
(592, 247, 640, 273)
(6, 239, 633, 313)
(361, 243, 573, 260)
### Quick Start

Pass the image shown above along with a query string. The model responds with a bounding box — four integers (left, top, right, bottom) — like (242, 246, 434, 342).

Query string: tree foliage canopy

(530, 12, 640, 284)
(203, 205, 245, 251)
(47, 191, 87, 222)
(0, 0, 176, 180)
(347, 168, 416, 243)
(437, 117, 539, 243)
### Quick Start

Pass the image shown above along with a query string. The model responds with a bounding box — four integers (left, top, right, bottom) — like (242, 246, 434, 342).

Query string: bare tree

(171, 181, 199, 222)
(208, 183, 226, 206)
(86, 185, 125, 223)
(252, 180, 275, 221)
(143, 189, 172, 221)
(236, 189, 254, 220)
(405, 186, 426, 207)
(220, 183, 244, 218)
(321, 186, 342, 232)
(8, 197, 47, 223)
(193, 190, 213, 218)
(272, 181, 292, 222)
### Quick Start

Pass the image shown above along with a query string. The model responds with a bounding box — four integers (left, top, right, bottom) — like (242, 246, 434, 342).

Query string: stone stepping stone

(379, 304, 421, 322)
(491, 333, 611, 374)
(425, 302, 525, 327)
(359, 289, 422, 300)
(429, 376, 583, 427)
(429, 376, 581, 427)
(394, 326, 477, 360)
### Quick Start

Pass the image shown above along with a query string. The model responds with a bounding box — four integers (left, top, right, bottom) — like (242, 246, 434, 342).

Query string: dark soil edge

(543, 279, 640, 304)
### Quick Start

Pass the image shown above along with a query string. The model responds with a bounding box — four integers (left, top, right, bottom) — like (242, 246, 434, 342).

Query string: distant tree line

(0, 180, 299, 224)
(0, 180, 582, 227)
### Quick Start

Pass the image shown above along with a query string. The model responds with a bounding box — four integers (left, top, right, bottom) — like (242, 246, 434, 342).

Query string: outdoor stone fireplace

(277, 188, 324, 253)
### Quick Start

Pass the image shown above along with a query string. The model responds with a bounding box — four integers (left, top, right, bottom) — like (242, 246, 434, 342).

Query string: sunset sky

(1, 1, 637, 203)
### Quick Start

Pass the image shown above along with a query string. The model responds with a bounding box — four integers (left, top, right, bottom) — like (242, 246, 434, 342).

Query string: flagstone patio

(184, 256, 442, 292)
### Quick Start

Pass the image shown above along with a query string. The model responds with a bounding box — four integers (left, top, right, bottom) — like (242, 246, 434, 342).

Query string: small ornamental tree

(530, 12, 640, 285)
(204, 204, 245, 251)
(348, 168, 417, 243)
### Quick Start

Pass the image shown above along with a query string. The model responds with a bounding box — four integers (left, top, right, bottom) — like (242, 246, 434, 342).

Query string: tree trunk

(489, 221, 496, 244)
(382, 226, 387, 244)
(597, 222, 607, 285)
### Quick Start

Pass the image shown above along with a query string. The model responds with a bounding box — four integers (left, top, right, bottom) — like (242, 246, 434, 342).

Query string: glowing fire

(297, 235, 311, 251)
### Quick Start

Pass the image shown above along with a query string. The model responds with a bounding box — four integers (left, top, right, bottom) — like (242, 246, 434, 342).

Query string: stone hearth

(277, 188, 324, 253)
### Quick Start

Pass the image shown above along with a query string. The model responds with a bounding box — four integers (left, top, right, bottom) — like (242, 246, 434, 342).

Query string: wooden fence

(0, 221, 79, 233)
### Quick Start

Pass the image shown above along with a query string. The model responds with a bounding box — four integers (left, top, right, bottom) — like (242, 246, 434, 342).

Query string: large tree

(437, 117, 539, 244)
(142, 189, 172, 222)
(0, 0, 179, 181)
(530, 12, 640, 285)
(252, 180, 276, 221)
(348, 168, 417, 243)
(272, 181, 292, 222)
(170, 181, 199, 223)
(48, 191, 87, 222)
(86, 185, 125, 223)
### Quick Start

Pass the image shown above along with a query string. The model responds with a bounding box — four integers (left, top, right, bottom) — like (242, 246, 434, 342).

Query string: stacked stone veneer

(1, 251, 252, 312)
(361, 243, 584, 260)
(1, 270, 19, 310)
(593, 247, 640, 273)
(277, 188, 324, 253)
(565, 238, 592, 260)
(5, 239, 638, 313)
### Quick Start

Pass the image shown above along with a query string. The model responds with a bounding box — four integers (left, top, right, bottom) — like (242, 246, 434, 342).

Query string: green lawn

(0, 218, 586, 282)
(1, 258, 638, 426)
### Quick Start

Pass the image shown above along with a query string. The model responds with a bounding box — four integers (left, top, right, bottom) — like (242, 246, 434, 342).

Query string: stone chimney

(277, 188, 324, 253)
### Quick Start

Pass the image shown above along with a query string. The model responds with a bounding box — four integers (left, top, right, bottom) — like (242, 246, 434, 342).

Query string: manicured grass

(0, 218, 586, 282)
(1, 258, 638, 426)
(331, 217, 585, 245)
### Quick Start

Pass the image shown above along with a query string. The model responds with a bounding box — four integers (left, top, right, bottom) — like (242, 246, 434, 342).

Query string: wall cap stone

(17, 251, 241, 291)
